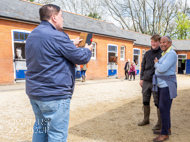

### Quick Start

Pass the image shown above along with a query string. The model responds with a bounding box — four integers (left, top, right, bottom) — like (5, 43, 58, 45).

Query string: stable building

(0, 0, 189, 85)
(173, 40, 190, 74)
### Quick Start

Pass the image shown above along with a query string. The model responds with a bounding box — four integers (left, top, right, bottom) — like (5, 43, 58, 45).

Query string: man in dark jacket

(124, 59, 130, 79)
(25, 4, 92, 142)
(138, 34, 162, 131)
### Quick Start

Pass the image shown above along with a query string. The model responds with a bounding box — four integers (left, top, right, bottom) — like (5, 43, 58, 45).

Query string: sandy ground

(0, 75, 190, 142)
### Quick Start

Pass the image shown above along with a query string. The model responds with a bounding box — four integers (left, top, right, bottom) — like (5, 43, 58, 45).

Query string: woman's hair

(39, 4, 60, 21)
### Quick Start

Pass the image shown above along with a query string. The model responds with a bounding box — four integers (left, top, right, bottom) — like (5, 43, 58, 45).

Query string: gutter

(63, 27, 136, 41)
(174, 50, 190, 51)
(0, 15, 39, 25)
(134, 43, 151, 47)
(0, 15, 136, 42)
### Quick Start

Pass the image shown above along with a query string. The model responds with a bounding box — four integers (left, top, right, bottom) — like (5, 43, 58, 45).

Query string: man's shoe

(153, 135, 169, 142)
(153, 129, 171, 135)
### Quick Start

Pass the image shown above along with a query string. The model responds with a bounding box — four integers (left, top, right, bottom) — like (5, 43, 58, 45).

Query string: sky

(33, 0, 190, 28)
(105, 0, 190, 28)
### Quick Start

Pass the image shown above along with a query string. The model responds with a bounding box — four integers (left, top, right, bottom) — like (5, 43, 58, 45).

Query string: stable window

(91, 42, 96, 59)
(134, 49, 140, 55)
(108, 45, 117, 52)
(13, 31, 29, 41)
(120, 46, 125, 60)
(178, 55, 187, 59)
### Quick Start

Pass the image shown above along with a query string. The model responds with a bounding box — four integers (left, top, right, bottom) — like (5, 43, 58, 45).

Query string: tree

(173, 12, 190, 39)
(88, 12, 101, 19)
(102, 0, 183, 36)
(186, 7, 190, 17)
(32, 0, 104, 18)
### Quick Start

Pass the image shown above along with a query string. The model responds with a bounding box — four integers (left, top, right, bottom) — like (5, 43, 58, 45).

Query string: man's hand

(73, 37, 83, 47)
(139, 80, 143, 87)
(154, 57, 159, 64)
(85, 43, 92, 51)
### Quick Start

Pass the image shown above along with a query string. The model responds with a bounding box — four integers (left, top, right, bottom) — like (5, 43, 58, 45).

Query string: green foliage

(88, 12, 101, 20)
(174, 12, 190, 39)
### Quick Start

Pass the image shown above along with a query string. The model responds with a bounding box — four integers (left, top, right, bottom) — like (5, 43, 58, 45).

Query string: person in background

(138, 34, 163, 131)
(25, 4, 92, 142)
(124, 59, 130, 80)
(152, 36, 177, 142)
(80, 64, 88, 82)
(128, 61, 136, 81)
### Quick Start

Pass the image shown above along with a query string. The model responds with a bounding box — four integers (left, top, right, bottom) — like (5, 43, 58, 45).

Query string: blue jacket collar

(40, 20, 57, 30)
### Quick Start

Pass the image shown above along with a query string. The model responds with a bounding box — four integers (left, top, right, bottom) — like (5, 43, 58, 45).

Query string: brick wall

(67, 30, 134, 79)
(0, 19, 37, 85)
(0, 18, 151, 84)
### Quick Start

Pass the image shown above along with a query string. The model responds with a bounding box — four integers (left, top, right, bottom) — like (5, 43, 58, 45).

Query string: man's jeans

(30, 98, 71, 142)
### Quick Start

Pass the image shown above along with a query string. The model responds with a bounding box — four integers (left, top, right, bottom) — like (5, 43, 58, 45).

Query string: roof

(123, 30, 151, 47)
(0, 0, 189, 49)
(173, 40, 190, 51)
(0, 0, 136, 42)
(0, 0, 40, 24)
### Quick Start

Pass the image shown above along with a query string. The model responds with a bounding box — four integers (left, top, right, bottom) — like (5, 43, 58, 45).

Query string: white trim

(120, 46, 125, 61)
(12, 29, 31, 33)
(91, 42, 96, 60)
(14, 41, 26, 43)
(11, 30, 16, 82)
(12, 29, 31, 82)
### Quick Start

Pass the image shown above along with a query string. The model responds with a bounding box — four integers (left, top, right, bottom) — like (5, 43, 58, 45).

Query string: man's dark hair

(39, 4, 61, 21)
(151, 34, 161, 42)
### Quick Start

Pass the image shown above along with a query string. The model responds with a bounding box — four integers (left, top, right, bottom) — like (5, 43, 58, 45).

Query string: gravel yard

(0, 75, 190, 142)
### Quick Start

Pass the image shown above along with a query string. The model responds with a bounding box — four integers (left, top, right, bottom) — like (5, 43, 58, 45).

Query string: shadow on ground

(69, 89, 190, 142)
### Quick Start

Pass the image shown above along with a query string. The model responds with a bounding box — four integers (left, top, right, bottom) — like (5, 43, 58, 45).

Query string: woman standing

(128, 61, 136, 81)
(152, 36, 177, 142)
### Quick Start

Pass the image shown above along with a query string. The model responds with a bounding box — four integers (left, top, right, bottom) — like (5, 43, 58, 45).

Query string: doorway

(107, 44, 118, 77)
(133, 48, 140, 74)
(12, 30, 30, 81)
(178, 54, 187, 74)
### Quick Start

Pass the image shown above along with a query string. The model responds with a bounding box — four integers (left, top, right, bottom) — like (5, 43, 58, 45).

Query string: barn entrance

(107, 44, 118, 77)
(12, 30, 30, 81)
(178, 54, 187, 74)
(133, 48, 140, 74)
